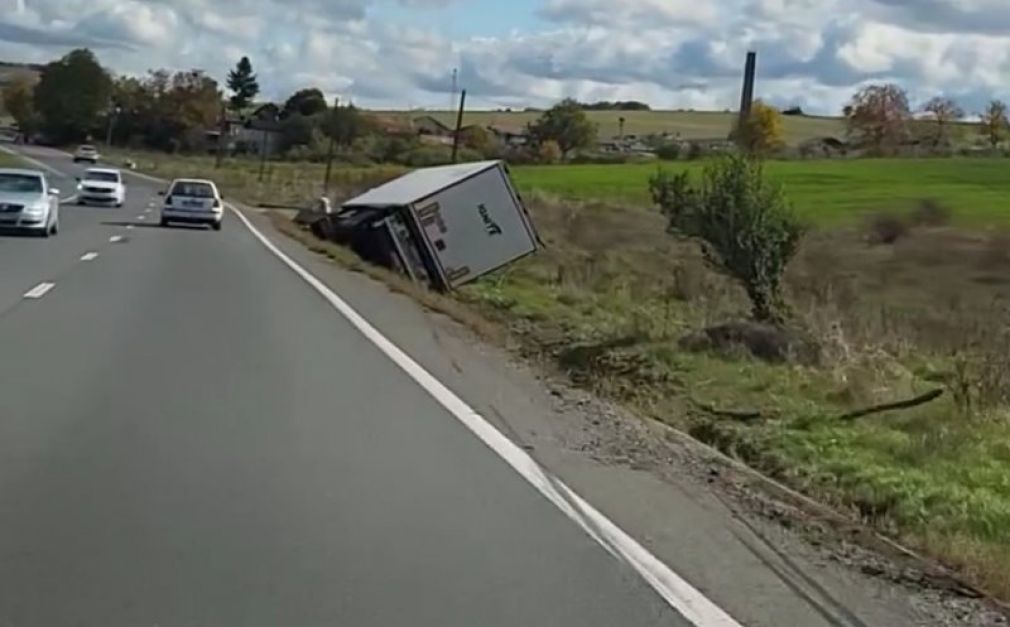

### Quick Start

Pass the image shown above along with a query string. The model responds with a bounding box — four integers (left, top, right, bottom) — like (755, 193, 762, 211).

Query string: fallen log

(837, 389, 944, 422)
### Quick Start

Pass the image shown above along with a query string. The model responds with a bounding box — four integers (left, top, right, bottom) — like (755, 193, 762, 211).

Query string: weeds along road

(0, 143, 967, 626)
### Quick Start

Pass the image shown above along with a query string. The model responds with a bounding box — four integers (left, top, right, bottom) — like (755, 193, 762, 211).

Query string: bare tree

(844, 84, 911, 154)
(979, 100, 1009, 149)
(922, 96, 964, 145)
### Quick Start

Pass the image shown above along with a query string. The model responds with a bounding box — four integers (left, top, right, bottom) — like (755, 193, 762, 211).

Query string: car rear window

(79, 146, 96, 152)
(0, 173, 43, 193)
(170, 182, 215, 198)
(85, 171, 119, 183)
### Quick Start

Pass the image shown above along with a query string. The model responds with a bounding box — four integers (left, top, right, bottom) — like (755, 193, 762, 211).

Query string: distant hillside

(375, 109, 848, 145)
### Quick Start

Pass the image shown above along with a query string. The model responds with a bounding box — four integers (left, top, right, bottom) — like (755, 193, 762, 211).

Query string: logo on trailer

(478, 204, 502, 236)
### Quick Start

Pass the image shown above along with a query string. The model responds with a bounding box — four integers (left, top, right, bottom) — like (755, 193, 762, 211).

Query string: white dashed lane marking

(23, 282, 55, 299)
(80, 252, 99, 262)
(109, 235, 124, 243)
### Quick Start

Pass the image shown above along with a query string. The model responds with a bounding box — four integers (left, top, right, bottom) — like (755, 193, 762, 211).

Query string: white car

(77, 168, 126, 207)
(160, 178, 224, 231)
(73, 145, 100, 164)
(0, 168, 61, 237)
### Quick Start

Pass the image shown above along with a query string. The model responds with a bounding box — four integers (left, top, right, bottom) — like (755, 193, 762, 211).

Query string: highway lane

(0, 148, 693, 625)
(0, 147, 147, 313)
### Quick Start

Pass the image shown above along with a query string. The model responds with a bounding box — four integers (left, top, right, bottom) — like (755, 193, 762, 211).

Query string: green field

(107, 148, 1010, 228)
(378, 109, 846, 144)
(512, 158, 1010, 226)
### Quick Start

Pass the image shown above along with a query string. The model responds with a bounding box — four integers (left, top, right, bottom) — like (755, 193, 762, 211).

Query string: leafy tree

(979, 100, 1008, 149)
(844, 84, 911, 154)
(34, 49, 113, 142)
(323, 103, 366, 147)
(110, 69, 221, 151)
(2, 73, 41, 137)
(649, 154, 804, 323)
(537, 140, 563, 164)
(281, 88, 327, 119)
(528, 98, 597, 158)
(736, 100, 785, 154)
(922, 96, 964, 145)
(459, 125, 492, 154)
(227, 56, 259, 112)
(279, 113, 316, 150)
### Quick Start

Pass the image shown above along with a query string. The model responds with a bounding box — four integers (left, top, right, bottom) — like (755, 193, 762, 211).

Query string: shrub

(685, 142, 706, 160)
(910, 199, 952, 227)
(569, 151, 634, 165)
(537, 140, 563, 164)
(867, 212, 909, 244)
(655, 142, 682, 160)
(649, 154, 804, 323)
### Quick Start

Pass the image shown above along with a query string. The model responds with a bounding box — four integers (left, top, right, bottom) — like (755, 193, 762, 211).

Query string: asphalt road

(0, 146, 694, 626)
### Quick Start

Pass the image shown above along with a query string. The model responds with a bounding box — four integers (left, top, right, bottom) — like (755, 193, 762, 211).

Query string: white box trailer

(340, 160, 540, 290)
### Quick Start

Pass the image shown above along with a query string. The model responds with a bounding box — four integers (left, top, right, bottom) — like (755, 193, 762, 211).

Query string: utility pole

(736, 51, 758, 144)
(258, 125, 269, 183)
(451, 89, 467, 163)
(450, 68, 458, 112)
(323, 98, 339, 193)
(215, 102, 227, 169)
(257, 112, 277, 183)
(105, 105, 121, 147)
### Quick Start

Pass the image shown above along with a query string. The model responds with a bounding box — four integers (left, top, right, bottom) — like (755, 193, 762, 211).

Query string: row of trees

(1, 49, 369, 156)
(844, 84, 1009, 152)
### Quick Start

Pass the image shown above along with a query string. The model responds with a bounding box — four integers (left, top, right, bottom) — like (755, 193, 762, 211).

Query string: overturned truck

(327, 160, 540, 291)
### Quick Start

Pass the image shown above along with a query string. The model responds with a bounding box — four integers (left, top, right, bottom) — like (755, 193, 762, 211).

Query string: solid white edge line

(228, 204, 743, 627)
(60, 195, 78, 204)
(23, 282, 55, 299)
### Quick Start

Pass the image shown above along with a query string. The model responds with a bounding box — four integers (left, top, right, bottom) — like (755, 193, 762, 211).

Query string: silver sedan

(0, 168, 61, 237)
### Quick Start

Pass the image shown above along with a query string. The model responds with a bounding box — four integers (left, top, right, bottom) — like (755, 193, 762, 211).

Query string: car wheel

(51, 221, 59, 236)
(211, 221, 222, 231)
(160, 217, 169, 227)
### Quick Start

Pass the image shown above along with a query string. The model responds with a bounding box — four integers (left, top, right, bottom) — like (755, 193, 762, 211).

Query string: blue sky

(3, 0, 1010, 115)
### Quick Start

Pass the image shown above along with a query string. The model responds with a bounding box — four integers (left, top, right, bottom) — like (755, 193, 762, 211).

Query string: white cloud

(4, 0, 1010, 115)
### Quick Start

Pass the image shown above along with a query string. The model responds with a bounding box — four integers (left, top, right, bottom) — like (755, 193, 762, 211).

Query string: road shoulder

(235, 205, 1003, 627)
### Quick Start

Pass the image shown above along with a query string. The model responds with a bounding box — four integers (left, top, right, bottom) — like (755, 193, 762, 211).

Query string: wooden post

(451, 89, 467, 163)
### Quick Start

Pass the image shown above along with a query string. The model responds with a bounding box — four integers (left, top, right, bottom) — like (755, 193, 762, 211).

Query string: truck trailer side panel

(411, 164, 538, 289)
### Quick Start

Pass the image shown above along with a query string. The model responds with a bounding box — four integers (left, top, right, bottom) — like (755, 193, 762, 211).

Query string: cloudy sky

(1, 0, 1007, 114)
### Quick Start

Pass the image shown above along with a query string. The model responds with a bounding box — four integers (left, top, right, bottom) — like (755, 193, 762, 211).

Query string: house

(412, 115, 452, 137)
(487, 125, 529, 147)
(369, 115, 414, 137)
(203, 105, 283, 156)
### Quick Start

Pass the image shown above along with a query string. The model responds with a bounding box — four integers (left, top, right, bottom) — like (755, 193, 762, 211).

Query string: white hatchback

(160, 178, 224, 231)
(77, 168, 126, 207)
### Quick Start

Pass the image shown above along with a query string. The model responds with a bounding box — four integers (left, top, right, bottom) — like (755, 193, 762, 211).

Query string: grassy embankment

(110, 147, 1010, 599)
(0, 152, 24, 168)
